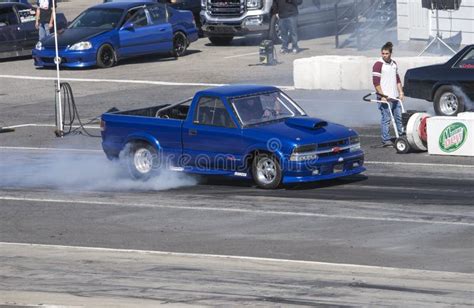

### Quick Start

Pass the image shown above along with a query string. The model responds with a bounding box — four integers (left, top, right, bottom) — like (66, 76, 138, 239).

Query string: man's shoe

(381, 141, 394, 148)
(292, 47, 301, 54)
(280, 48, 289, 54)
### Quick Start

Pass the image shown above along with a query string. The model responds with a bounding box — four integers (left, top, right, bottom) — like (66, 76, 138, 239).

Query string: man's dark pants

(279, 15, 298, 50)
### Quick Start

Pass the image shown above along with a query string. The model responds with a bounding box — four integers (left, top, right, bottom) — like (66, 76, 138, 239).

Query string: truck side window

(194, 97, 236, 128)
(0, 7, 18, 26)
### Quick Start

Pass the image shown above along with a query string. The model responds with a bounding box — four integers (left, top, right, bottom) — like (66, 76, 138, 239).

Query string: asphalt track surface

(1, 36, 474, 306)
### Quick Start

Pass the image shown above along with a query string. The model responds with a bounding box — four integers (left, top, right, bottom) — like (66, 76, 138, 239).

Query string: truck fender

(244, 144, 286, 166)
(123, 132, 162, 152)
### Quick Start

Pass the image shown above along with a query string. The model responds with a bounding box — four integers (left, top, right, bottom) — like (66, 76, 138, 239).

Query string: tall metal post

(335, 2, 339, 48)
(52, 0, 63, 137)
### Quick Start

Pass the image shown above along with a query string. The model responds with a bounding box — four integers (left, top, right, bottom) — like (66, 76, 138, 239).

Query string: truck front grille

(208, 0, 244, 17)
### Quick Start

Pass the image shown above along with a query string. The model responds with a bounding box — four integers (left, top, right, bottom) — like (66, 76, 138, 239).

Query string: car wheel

(125, 142, 159, 181)
(96, 44, 116, 68)
(173, 32, 188, 57)
(433, 85, 465, 116)
(268, 14, 281, 44)
(208, 36, 233, 46)
(252, 153, 282, 189)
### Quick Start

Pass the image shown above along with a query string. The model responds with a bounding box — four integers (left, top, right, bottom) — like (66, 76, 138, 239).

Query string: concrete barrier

(294, 56, 450, 90)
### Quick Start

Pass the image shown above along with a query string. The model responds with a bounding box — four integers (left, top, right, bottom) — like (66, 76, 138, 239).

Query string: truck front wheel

(208, 36, 233, 46)
(252, 153, 282, 189)
(125, 142, 160, 181)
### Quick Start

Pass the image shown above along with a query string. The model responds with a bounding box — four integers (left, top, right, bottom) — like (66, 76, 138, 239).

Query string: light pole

(52, 0, 63, 137)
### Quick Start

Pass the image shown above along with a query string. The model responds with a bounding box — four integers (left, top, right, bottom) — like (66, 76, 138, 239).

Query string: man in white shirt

(372, 42, 405, 147)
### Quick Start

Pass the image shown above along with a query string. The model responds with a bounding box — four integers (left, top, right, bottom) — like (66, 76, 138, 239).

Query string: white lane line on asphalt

(2, 123, 100, 129)
(0, 196, 472, 226)
(0, 74, 295, 90)
(224, 52, 259, 59)
(0, 146, 102, 153)
(1, 145, 473, 169)
(365, 161, 474, 168)
(0, 242, 470, 276)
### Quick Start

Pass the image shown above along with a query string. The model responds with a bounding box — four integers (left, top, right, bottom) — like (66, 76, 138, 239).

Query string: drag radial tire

(395, 136, 410, 154)
(433, 85, 465, 116)
(125, 142, 159, 181)
(172, 32, 188, 57)
(252, 153, 282, 189)
(268, 14, 281, 44)
(208, 36, 234, 46)
(96, 44, 116, 68)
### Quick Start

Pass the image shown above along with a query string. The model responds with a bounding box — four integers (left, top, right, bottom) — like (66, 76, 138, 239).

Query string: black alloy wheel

(96, 44, 116, 68)
(173, 32, 188, 57)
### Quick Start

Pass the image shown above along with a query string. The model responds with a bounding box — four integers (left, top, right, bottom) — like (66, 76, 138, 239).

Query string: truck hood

(245, 117, 356, 148)
(43, 28, 109, 48)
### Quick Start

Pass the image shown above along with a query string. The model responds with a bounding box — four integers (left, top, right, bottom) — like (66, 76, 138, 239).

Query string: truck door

(182, 96, 243, 171)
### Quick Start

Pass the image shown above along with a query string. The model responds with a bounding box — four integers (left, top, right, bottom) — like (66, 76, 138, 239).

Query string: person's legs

(392, 101, 404, 135)
(378, 102, 391, 144)
(38, 23, 46, 41)
(38, 23, 50, 41)
(288, 15, 298, 50)
(279, 17, 290, 51)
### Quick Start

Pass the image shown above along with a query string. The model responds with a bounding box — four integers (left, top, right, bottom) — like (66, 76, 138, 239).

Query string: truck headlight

(290, 153, 318, 161)
(349, 135, 361, 152)
(349, 135, 360, 144)
(35, 41, 44, 50)
(290, 145, 318, 161)
(246, 0, 262, 9)
(68, 41, 92, 51)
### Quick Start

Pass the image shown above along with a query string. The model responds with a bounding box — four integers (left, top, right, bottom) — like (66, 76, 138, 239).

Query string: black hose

(58, 82, 101, 138)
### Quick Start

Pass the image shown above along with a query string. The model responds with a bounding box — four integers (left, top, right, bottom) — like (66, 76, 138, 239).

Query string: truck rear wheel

(208, 36, 233, 46)
(125, 142, 159, 181)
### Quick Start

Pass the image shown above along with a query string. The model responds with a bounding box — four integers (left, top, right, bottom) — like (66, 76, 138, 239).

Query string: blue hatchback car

(32, 1, 198, 68)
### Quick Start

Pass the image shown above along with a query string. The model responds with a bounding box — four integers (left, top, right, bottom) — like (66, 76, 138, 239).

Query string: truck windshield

(230, 91, 305, 126)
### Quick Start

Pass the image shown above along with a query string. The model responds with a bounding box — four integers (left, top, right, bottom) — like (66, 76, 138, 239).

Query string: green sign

(439, 122, 468, 153)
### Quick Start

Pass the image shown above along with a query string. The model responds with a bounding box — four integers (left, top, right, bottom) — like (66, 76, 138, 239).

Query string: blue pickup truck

(101, 85, 365, 188)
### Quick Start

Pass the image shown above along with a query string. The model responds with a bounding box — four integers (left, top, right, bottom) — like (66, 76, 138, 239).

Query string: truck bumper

(281, 150, 365, 184)
(200, 11, 271, 37)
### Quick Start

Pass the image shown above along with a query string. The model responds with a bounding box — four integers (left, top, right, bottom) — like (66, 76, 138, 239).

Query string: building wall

(397, 0, 474, 45)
